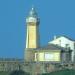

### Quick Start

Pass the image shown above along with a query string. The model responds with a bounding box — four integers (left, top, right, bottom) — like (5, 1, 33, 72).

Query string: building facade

(48, 36, 75, 62)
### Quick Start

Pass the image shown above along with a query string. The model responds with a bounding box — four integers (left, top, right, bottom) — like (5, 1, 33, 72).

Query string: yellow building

(34, 44, 61, 62)
(25, 7, 40, 62)
(25, 7, 72, 63)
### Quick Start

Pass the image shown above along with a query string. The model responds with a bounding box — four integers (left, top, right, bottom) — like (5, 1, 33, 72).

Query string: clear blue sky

(0, 0, 75, 58)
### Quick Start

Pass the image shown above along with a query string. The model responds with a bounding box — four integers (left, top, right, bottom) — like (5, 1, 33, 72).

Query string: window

(45, 53, 53, 60)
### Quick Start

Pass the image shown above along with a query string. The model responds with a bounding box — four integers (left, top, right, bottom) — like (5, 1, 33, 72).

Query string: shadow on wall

(10, 70, 30, 75)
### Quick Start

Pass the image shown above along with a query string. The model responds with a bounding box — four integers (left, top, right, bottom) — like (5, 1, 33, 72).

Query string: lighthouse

(25, 7, 40, 61)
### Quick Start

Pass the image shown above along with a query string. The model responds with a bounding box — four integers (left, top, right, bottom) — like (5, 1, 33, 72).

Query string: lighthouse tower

(25, 7, 40, 61)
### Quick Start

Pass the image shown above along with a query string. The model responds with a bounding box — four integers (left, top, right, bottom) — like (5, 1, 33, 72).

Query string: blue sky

(0, 0, 75, 58)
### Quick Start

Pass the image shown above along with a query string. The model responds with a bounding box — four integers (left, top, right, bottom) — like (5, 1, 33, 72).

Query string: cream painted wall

(35, 51, 60, 62)
(28, 25, 37, 48)
(26, 21, 39, 49)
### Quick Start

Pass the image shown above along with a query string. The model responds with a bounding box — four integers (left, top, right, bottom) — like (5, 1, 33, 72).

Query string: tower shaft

(26, 22, 39, 48)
